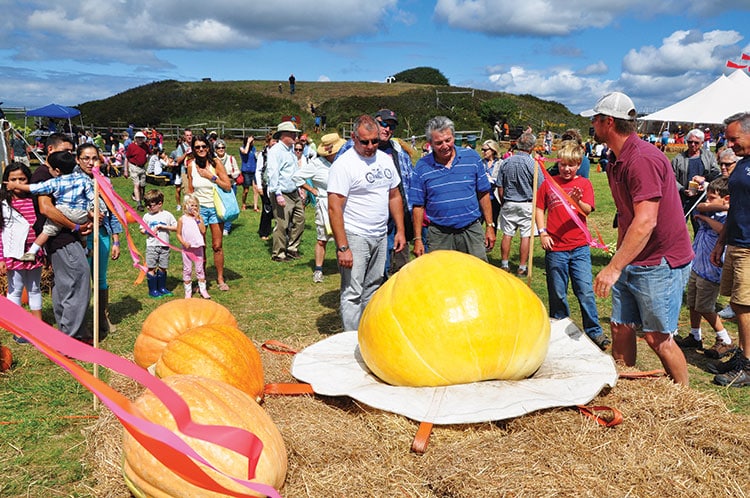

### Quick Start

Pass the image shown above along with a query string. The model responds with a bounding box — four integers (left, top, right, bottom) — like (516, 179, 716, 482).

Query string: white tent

(640, 70, 750, 125)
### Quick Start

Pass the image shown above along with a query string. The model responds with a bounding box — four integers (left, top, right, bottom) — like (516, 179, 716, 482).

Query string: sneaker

(591, 334, 611, 351)
(713, 357, 750, 387)
(718, 305, 736, 320)
(271, 256, 288, 262)
(675, 334, 703, 349)
(500, 266, 510, 272)
(706, 349, 744, 374)
(286, 251, 301, 260)
(704, 340, 738, 359)
(223, 229, 229, 236)
(312, 270, 323, 283)
(176, 205, 181, 211)
(517, 268, 528, 277)
(19, 252, 37, 262)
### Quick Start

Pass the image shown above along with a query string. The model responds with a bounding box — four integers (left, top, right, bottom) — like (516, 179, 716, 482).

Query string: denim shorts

(611, 258, 690, 334)
(200, 205, 220, 225)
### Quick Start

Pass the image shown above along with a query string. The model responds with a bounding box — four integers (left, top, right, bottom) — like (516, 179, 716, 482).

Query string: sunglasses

(720, 162, 736, 166)
(687, 140, 701, 145)
(481, 148, 491, 152)
(194, 144, 208, 150)
(377, 120, 396, 130)
(294, 148, 303, 151)
(357, 138, 380, 146)
(215, 146, 225, 150)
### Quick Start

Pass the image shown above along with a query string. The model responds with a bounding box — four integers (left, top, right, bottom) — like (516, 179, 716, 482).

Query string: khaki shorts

(129, 164, 146, 187)
(686, 270, 720, 313)
(499, 201, 532, 237)
(720, 245, 750, 306)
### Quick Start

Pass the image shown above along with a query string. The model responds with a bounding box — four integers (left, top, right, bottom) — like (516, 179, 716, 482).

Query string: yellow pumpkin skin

(134, 299, 238, 368)
(358, 250, 550, 387)
(155, 324, 265, 403)
(122, 375, 287, 498)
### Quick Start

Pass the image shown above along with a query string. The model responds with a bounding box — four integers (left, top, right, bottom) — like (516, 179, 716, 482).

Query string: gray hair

(686, 128, 704, 142)
(516, 132, 537, 152)
(353, 114, 378, 137)
(724, 112, 750, 133)
(425, 116, 455, 140)
(719, 147, 739, 163)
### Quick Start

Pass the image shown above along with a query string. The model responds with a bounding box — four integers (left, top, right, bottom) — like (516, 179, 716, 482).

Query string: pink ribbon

(1, 297, 281, 497)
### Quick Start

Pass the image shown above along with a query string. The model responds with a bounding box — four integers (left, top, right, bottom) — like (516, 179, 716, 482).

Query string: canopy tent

(25, 103, 82, 136)
(640, 70, 750, 125)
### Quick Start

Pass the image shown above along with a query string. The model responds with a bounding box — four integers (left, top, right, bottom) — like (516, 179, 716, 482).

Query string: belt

(431, 218, 481, 234)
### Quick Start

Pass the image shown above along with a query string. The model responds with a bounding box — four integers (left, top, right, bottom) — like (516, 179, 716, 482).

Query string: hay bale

(85, 350, 750, 498)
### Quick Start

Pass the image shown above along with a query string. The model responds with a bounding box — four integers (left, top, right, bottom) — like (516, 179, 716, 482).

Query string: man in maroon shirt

(125, 131, 149, 211)
(584, 92, 694, 385)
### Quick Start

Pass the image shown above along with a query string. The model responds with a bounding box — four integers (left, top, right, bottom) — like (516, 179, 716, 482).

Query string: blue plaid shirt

(30, 171, 96, 211)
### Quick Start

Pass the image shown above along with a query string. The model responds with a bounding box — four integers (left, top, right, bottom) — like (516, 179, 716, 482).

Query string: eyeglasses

(194, 145, 208, 150)
(687, 140, 701, 145)
(377, 120, 396, 130)
(357, 138, 380, 146)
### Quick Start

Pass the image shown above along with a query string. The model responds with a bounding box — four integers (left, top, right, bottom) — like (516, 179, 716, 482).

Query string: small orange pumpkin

(155, 324, 265, 403)
(134, 299, 237, 368)
(123, 375, 287, 498)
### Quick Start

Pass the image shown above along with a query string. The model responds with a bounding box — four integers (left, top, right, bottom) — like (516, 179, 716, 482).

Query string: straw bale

(85, 351, 750, 498)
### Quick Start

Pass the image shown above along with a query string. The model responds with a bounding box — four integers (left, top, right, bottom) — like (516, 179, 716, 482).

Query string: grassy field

(0, 141, 747, 496)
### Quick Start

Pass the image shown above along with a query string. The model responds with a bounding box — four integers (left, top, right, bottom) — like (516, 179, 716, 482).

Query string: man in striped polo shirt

(410, 116, 496, 261)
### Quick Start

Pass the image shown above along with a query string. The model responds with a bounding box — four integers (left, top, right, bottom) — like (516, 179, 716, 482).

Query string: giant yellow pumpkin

(123, 375, 287, 498)
(155, 324, 265, 403)
(358, 250, 550, 387)
(134, 299, 238, 368)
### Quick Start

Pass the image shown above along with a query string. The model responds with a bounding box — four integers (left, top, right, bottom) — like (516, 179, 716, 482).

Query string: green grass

(0, 144, 748, 496)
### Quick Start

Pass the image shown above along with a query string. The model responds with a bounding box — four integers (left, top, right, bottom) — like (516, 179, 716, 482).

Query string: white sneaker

(19, 252, 37, 262)
(312, 270, 323, 283)
(176, 205, 181, 211)
(718, 305, 736, 320)
(223, 229, 229, 236)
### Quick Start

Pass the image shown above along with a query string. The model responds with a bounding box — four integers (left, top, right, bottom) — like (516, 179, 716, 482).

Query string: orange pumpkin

(134, 299, 238, 368)
(155, 324, 265, 403)
(123, 375, 287, 498)
(358, 250, 550, 387)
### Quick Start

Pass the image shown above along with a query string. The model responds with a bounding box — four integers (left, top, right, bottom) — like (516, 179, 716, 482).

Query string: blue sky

(1, 0, 750, 117)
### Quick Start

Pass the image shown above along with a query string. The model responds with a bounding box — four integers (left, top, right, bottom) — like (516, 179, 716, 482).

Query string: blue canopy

(26, 103, 80, 119)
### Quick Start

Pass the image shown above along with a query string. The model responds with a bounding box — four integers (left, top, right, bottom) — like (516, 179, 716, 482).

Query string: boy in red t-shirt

(535, 140, 609, 350)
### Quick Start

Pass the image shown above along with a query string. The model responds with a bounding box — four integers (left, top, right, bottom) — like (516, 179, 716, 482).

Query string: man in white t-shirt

(328, 115, 406, 331)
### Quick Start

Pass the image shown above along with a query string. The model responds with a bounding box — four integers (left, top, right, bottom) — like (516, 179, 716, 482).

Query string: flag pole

(92, 164, 100, 410)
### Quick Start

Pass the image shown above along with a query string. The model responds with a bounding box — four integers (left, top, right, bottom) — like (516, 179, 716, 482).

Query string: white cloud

(623, 30, 744, 76)
(317, 75, 331, 82)
(577, 61, 608, 76)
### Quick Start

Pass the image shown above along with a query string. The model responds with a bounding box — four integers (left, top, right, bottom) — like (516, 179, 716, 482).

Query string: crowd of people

(2, 99, 750, 389)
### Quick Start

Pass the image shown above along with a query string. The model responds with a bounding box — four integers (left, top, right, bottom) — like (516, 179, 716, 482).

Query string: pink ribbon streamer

(0, 297, 281, 497)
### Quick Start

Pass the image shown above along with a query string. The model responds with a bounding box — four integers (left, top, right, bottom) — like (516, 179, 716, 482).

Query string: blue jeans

(339, 232, 387, 331)
(545, 245, 603, 340)
(611, 258, 691, 334)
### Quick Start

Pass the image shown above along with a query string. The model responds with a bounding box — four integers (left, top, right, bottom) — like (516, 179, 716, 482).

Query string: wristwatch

(336, 245, 349, 253)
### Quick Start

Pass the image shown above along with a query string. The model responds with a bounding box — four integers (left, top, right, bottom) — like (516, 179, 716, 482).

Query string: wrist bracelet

(112, 241, 120, 246)
(211, 175, 217, 182)
(73, 224, 80, 232)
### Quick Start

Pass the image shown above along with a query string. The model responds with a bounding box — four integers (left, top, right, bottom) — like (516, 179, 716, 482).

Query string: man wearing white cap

(125, 131, 150, 211)
(584, 92, 693, 386)
(267, 121, 305, 261)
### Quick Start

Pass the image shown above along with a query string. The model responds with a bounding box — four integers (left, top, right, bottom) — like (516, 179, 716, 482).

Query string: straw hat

(316, 133, 346, 157)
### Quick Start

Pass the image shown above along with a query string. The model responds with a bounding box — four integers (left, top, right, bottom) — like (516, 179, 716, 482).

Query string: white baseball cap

(580, 92, 636, 120)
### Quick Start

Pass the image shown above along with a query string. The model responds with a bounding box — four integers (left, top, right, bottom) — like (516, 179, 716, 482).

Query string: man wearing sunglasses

(335, 109, 415, 277)
(671, 128, 720, 234)
(328, 115, 405, 331)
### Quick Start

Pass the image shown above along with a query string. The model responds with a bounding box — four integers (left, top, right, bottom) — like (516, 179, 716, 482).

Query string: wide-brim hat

(317, 133, 346, 157)
(580, 92, 636, 120)
(273, 121, 301, 138)
(134, 131, 147, 139)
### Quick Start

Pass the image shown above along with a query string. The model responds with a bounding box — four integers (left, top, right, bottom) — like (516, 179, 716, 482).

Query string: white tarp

(640, 70, 750, 125)
(291, 318, 618, 425)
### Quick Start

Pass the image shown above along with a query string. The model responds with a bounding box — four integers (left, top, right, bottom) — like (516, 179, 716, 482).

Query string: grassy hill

(77, 79, 592, 139)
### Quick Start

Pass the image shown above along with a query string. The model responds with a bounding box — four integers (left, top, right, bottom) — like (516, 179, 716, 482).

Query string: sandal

(218, 282, 230, 291)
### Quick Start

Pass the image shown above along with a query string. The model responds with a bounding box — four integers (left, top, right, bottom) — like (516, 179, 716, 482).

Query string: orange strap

(261, 340, 299, 355)
(411, 421, 433, 454)
(264, 383, 314, 395)
(618, 369, 666, 379)
(577, 405, 623, 427)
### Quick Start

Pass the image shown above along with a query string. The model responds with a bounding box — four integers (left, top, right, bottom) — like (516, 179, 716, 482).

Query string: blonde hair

(481, 139, 500, 158)
(556, 140, 584, 166)
(181, 193, 200, 212)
